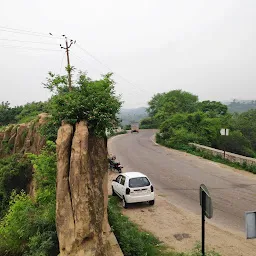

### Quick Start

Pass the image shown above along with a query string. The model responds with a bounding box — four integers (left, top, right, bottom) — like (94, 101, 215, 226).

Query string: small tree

(44, 71, 122, 137)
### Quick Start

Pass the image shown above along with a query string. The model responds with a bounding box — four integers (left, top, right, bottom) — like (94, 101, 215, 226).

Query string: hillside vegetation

(0, 71, 122, 255)
(118, 107, 148, 125)
(227, 100, 256, 113)
(144, 90, 256, 158)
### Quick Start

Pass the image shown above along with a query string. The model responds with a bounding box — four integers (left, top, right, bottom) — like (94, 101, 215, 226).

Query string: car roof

(122, 172, 147, 179)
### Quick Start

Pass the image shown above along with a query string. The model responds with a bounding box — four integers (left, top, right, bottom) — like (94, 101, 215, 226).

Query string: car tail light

(151, 185, 154, 192)
(126, 188, 130, 195)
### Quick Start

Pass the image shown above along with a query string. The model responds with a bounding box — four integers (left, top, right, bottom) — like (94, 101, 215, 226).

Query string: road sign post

(245, 211, 256, 239)
(200, 184, 213, 256)
(220, 128, 229, 158)
(201, 191, 206, 255)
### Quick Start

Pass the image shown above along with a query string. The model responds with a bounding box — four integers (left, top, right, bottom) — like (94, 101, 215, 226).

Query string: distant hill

(227, 100, 256, 113)
(118, 107, 148, 125)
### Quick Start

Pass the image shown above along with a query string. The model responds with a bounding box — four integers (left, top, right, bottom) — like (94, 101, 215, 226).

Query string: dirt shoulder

(108, 171, 256, 256)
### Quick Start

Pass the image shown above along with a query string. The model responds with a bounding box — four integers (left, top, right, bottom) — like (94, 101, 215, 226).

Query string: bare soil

(108, 171, 256, 256)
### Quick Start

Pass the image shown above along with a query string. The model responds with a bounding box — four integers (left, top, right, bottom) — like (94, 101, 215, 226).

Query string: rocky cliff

(0, 113, 48, 157)
(56, 121, 122, 256)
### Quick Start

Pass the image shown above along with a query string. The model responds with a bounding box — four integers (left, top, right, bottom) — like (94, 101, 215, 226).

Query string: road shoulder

(108, 171, 256, 256)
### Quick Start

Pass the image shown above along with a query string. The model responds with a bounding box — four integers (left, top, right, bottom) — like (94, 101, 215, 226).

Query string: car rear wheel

(149, 200, 155, 206)
(112, 186, 117, 196)
(122, 197, 128, 209)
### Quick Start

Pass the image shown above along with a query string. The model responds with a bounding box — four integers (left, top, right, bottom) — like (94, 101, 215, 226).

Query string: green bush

(0, 154, 32, 217)
(108, 196, 177, 256)
(0, 192, 36, 254)
(39, 118, 59, 143)
(140, 117, 158, 129)
(0, 142, 59, 256)
(45, 72, 122, 137)
(16, 101, 48, 124)
(124, 124, 131, 130)
(108, 196, 220, 256)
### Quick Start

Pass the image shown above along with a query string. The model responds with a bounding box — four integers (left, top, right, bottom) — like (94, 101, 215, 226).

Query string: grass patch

(156, 137, 256, 174)
(18, 115, 38, 124)
(185, 146, 256, 174)
(108, 196, 220, 256)
(0, 125, 7, 132)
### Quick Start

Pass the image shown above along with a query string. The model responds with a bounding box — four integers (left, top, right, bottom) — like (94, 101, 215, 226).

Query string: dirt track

(108, 130, 256, 255)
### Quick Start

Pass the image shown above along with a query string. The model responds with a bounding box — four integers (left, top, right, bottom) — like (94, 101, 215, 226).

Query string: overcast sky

(1, 0, 256, 108)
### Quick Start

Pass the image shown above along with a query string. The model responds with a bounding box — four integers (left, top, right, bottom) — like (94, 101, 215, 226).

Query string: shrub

(45, 72, 122, 137)
(108, 196, 220, 256)
(140, 117, 158, 129)
(0, 154, 32, 217)
(108, 196, 183, 256)
(0, 142, 59, 256)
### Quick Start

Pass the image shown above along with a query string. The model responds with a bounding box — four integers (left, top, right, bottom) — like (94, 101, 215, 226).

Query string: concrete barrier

(189, 143, 256, 166)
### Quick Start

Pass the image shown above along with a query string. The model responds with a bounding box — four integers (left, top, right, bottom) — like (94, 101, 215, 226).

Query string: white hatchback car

(111, 172, 155, 208)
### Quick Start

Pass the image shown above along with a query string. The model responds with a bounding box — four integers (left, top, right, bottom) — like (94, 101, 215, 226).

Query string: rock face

(0, 113, 47, 157)
(56, 121, 122, 256)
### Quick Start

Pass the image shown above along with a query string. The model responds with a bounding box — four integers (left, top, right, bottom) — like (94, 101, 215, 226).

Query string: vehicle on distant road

(131, 122, 139, 133)
(112, 172, 155, 208)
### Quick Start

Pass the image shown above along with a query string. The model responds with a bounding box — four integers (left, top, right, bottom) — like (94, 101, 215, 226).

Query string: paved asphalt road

(109, 130, 256, 233)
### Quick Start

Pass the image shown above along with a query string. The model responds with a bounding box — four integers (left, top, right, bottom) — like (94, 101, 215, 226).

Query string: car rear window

(129, 177, 150, 188)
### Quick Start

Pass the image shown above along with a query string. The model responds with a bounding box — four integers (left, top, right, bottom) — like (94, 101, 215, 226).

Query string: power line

(72, 52, 106, 74)
(0, 27, 61, 39)
(1, 45, 61, 52)
(75, 43, 148, 94)
(0, 38, 57, 45)
(0, 25, 149, 97)
(72, 52, 148, 99)
(76, 43, 113, 71)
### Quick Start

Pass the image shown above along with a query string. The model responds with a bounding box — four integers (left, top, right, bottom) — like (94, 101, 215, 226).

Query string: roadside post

(199, 184, 213, 256)
(245, 211, 256, 239)
(220, 128, 229, 158)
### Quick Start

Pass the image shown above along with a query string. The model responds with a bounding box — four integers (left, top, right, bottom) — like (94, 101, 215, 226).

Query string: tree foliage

(0, 102, 23, 126)
(197, 100, 228, 117)
(0, 101, 48, 127)
(0, 141, 58, 256)
(148, 90, 198, 124)
(44, 71, 122, 137)
(148, 89, 256, 157)
(0, 154, 32, 217)
(140, 117, 158, 129)
(16, 101, 48, 123)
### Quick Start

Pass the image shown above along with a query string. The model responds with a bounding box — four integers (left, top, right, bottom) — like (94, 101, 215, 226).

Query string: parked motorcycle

(108, 155, 123, 173)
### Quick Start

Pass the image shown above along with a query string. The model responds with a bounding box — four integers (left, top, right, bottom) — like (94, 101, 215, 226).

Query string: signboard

(200, 184, 213, 219)
(245, 211, 256, 239)
(199, 184, 213, 256)
(220, 128, 229, 136)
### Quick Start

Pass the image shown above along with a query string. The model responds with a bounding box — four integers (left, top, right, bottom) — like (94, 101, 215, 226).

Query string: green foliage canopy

(44, 72, 122, 137)
(0, 142, 58, 256)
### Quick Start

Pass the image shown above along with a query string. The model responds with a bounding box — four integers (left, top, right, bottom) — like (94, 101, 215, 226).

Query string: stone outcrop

(0, 113, 48, 157)
(56, 121, 122, 256)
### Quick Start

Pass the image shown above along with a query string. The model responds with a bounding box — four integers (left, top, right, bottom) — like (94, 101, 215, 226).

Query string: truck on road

(131, 123, 139, 133)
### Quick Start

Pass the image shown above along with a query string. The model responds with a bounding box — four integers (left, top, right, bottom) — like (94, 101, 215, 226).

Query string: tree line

(141, 90, 256, 158)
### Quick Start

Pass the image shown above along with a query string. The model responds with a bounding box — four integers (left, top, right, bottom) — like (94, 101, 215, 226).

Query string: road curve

(108, 129, 256, 233)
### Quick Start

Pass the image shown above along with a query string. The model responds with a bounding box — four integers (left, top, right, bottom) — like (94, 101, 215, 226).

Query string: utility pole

(59, 35, 76, 91)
